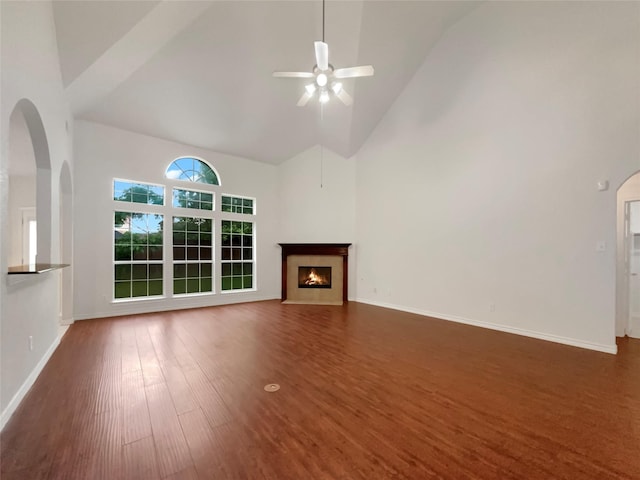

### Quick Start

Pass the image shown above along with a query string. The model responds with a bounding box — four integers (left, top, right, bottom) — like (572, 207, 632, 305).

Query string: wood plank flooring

(1, 300, 639, 479)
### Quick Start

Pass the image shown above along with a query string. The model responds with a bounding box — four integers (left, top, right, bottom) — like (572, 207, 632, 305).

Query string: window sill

(8, 263, 70, 274)
(221, 288, 257, 294)
(112, 295, 165, 304)
(173, 291, 216, 298)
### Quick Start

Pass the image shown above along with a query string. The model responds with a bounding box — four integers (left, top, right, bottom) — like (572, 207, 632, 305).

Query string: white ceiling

(53, 1, 479, 165)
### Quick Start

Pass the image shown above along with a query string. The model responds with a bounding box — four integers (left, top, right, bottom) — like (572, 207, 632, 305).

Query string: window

(172, 216, 213, 294)
(114, 180, 164, 205)
(111, 158, 258, 301)
(221, 195, 254, 215)
(173, 188, 213, 211)
(114, 212, 163, 299)
(221, 220, 253, 291)
(165, 157, 219, 185)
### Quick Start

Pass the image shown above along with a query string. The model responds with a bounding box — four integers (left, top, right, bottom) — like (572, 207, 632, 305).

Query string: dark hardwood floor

(1, 300, 639, 479)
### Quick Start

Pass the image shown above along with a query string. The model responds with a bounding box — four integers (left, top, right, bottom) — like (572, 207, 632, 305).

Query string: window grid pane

(114, 211, 164, 299)
(221, 220, 254, 291)
(172, 216, 213, 295)
(114, 173, 256, 300)
(165, 157, 219, 185)
(114, 180, 164, 205)
(173, 188, 215, 211)
(221, 195, 254, 215)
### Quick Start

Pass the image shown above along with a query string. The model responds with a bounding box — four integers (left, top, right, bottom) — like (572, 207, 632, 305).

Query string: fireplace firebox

(298, 266, 331, 288)
(279, 243, 351, 304)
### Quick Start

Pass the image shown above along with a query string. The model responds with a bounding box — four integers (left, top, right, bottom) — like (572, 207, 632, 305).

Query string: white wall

(72, 120, 280, 319)
(1, 1, 72, 422)
(278, 145, 356, 243)
(278, 145, 356, 299)
(355, 2, 640, 353)
(277, 145, 357, 298)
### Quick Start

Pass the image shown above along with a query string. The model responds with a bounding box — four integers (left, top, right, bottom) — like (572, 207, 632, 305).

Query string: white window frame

(113, 178, 165, 206)
(113, 209, 165, 302)
(220, 219, 256, 293)
(171, 186, 215, 211)
(171, 215, 215, 296)
(220, 193, 256, 216)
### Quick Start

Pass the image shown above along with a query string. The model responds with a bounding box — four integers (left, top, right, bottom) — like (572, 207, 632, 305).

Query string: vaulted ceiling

(53, 1, 478, 164)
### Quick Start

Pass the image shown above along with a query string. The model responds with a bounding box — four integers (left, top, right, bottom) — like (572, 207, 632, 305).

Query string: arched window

(165, 157, 220, 185)
(112, 154, 257, 301)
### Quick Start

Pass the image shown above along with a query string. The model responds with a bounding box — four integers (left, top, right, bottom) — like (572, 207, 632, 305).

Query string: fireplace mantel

(279, 243, 351, 303)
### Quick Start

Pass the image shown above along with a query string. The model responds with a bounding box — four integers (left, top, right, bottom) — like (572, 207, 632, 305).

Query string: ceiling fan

(273, 0, 374, 107)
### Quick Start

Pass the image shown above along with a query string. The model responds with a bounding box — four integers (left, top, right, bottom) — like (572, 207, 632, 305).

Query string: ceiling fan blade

(273, 71, 315, 78)
(297, 91, 313, 107)
(334, 65, 374, 79)
(336, 88, 353, 106)
(314, 41, 329, 71)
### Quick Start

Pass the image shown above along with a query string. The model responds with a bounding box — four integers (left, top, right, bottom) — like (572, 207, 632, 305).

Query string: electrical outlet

(28, 336, 33, 351)
(489, 303, 496, 312)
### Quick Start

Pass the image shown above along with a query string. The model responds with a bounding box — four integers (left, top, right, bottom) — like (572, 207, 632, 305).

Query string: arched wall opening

(3, 97, 59, 425)
(616, 170, 640, 338)
(8, 107, 36, 266)
(8, 99, 52, 266)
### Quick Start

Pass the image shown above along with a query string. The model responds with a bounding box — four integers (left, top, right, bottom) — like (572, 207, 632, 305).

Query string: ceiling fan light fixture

(316, 73, 328, 87)
(272, 0, 374, 107)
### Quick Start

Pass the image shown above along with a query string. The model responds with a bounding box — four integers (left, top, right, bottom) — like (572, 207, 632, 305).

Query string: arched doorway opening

(7, 99, 52, 267)
(616, 170, 640, 338)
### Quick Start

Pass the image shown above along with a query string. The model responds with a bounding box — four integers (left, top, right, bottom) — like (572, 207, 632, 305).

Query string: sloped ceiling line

(54, 1, 480, 164)
(66, 1, 213, 116)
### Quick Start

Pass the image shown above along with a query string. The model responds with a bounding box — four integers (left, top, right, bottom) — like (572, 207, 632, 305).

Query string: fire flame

(304, 268, 328, 286)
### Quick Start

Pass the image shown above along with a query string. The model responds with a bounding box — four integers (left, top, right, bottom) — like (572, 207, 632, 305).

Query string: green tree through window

(165, 157, 219, 185)
(114, 180, 164, 205)
(114, 212, 163, 299)
(221, 220, 253, 290)
(172, 216, 213, 294)
(173, 188, 213, 210)
(113, 159, 259, 301)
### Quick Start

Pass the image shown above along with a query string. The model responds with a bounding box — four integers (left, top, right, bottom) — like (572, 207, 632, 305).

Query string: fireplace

(298, 266, 331, 288)
(279, 243, 351, 305)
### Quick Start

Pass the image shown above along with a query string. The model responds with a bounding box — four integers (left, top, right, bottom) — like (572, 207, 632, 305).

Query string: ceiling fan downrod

(322, 0, 325, 43)
(272, 0, 374, 107)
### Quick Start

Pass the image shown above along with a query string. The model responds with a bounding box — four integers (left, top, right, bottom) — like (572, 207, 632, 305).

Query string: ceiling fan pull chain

(320, 143, 324, 189)
(320, 104, 324, 188)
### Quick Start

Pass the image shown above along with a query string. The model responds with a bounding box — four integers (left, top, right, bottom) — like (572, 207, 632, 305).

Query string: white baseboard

(1, 327, 67, 431)
(59, 316, 75, 326)
(355, 298, 618, 355)
(72, 294, 280, 321)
